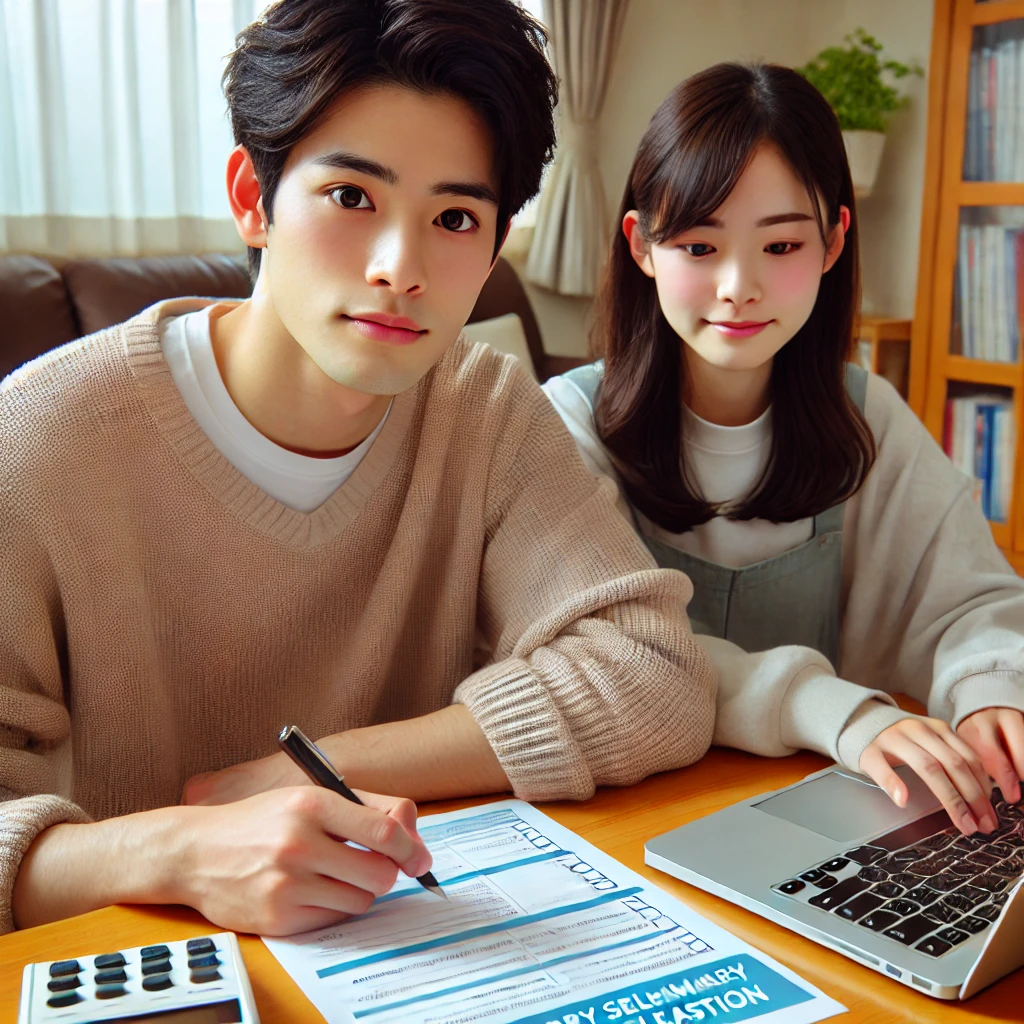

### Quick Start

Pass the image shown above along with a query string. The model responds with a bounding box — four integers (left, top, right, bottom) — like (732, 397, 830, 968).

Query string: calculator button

(49, 960, 81, 977)
(190, 970, 222, 984)
(46, 990, 82, 1008)
(141, 944, 172, 961)
(96, 985, 127, 1000)
(47, 976, 81, 993)
(142, 958, 172, 975)
(186, 937, 216, 956)
(95, 968, 128, 985)
(94, 953, 126, 969)
(143, 975, 175, 992)
(187, 953, 220, 970)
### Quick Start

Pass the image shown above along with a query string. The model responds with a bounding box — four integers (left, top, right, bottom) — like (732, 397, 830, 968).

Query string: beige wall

(521, 0, 933, 358)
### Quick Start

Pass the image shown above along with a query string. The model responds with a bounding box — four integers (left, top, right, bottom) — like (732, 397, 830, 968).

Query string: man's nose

(365, 226, 427, 295)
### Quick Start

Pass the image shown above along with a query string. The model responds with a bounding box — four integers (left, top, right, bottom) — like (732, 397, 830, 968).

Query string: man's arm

(183, 704, 510, 805)
(12, 788, 432, 934)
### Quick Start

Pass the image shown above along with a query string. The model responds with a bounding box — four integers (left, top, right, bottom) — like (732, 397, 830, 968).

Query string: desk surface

(2, 748, 1020, 1022)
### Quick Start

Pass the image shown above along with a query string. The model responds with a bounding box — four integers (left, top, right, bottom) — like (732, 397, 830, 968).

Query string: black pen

(277, 725, 447, 900)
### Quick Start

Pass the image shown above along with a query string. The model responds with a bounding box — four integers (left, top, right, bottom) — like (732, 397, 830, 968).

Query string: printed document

(263, 800, 844, 1024)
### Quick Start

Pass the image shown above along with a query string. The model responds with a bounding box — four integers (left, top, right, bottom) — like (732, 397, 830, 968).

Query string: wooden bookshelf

(912, 0, 1024, 569)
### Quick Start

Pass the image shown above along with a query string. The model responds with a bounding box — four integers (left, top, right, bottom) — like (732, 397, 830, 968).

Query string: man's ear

(823, 204, 851, 274)
(623, 210, 655, 278)
(226, 145, 267, 248)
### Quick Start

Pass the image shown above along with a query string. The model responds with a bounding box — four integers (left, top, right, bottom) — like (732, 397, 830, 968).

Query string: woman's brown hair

(593, 62, 876, 533)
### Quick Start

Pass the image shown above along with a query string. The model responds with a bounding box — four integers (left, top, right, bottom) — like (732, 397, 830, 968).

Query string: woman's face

(624, 144, 849, 375)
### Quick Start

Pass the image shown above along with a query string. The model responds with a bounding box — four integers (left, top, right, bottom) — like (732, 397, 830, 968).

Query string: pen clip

(278, 725, 346, 787)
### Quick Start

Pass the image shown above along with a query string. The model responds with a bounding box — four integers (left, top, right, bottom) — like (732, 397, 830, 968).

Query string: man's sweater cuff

(779, 668, 904, 763)
(835, 701, 918, 772)
(453, 659, 593, 802)
(948, 671, 1024, 730)
(0, 793, 91, 934)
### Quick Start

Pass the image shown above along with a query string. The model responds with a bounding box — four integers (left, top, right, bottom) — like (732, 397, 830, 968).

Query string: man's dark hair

(223, 0, 558, 279)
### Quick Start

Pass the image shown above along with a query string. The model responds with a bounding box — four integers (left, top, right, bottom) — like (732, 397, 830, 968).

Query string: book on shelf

(944, 393, 1015, 522)
(964, 29, 1024, 183)
(954, 222, 1023, 361)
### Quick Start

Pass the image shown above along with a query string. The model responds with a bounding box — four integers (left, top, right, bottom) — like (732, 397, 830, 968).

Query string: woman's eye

(437, 209, 476, 233)
(766, 241, 800, 256)
(680, 243, 714, 257)
(330, 186, 372, 210)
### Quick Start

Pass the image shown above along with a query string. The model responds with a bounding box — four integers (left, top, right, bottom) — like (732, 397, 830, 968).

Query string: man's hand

(180, 786, 432, 936)
(957, 707, 1024, 804)
(14, 784, 432, 934)
(182, 751, 302, 806)
(859, 716, 996, 835)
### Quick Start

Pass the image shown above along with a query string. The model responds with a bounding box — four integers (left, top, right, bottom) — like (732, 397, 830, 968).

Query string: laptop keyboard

(772, 787, 1024, 958)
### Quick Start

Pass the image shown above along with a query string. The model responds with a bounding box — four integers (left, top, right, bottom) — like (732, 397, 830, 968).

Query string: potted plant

(797, 29, 923, 197)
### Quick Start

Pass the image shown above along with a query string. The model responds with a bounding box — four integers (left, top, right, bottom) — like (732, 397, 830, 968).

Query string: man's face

(261, 84, 501, 395)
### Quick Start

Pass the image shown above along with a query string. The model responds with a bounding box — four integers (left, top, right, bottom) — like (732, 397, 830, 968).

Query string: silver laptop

(645, 764, 1024, 999)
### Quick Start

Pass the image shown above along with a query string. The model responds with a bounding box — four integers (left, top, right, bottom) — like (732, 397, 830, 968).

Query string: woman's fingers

(959, 712, 1020, 805)
(884, 727, 991, 834)
(859, 744, 909, 807)
(996, 710, 1024, 800)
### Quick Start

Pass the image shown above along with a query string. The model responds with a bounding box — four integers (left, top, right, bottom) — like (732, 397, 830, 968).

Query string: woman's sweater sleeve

(837, 376, 1024, 731)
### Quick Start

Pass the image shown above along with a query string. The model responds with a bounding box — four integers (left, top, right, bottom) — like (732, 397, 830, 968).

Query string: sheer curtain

(0, 0, 264, 257)
(525, 0, 630, 296)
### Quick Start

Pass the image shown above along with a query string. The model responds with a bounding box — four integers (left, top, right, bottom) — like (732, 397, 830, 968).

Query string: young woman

(544, 62, 1024, 835)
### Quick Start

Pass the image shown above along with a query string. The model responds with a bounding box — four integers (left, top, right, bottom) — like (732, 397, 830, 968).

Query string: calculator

(17, 932, 260, 1024)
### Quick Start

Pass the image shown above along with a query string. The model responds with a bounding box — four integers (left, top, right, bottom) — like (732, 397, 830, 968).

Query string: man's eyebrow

(311, 151, 398, 185)
(430, 180, 499, 205)
(693, 212, 815, 228)
(309, 151, 497, 205)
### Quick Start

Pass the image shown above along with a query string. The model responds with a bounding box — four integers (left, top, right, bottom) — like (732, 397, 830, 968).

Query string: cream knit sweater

(0, 300, 716, 933)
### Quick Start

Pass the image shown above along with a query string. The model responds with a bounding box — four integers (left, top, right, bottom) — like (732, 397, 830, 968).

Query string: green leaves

(797, 29, 923, 133)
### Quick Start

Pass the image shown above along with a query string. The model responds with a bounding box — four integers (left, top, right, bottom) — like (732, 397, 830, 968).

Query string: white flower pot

(842, 130, 887, 198)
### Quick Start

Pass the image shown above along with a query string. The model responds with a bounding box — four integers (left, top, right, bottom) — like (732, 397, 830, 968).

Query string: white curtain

(525, 0, 630, 297)
(0, 0, 264, 257)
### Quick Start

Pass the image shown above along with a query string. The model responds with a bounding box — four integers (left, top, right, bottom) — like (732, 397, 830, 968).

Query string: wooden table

(2, 748, 1020, 1022)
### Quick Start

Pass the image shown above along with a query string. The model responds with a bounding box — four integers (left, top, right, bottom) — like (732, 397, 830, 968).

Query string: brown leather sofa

(0, 253, 582, 382)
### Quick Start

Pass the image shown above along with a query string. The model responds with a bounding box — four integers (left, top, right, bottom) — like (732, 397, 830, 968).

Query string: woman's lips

(343, 314, 426, 345)
(708, 320, 773, 338)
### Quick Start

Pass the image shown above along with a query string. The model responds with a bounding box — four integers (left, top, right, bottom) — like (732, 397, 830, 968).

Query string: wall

(520, 0, 934, 359)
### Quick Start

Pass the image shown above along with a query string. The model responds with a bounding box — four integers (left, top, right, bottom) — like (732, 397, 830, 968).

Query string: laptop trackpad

(754, 766, 944, 842)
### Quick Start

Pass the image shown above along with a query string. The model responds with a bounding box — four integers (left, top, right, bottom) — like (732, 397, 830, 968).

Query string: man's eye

(437, 209, 476, 233)
(680, 243, 714, 257)
(330, 186, 372, 210)
(766, 242, 800, 255)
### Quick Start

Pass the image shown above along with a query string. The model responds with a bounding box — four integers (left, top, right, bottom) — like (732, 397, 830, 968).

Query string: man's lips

(342, 313, 427, 345)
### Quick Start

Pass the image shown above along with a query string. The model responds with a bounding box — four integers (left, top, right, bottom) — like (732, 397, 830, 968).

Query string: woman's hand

(859, 716, 996, 835)
(957, 707, 1024, 804)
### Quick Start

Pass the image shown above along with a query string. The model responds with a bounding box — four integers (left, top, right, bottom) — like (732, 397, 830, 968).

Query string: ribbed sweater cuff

(779, 668, 907, 765)
(835, 701, 918, 773)
(453, 659, 593, 802)
(947, 671, 1024, 730)
(0, 794, 91, 934)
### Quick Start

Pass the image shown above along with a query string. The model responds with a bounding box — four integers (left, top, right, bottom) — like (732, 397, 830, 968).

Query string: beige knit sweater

(0, 299, 715, 933)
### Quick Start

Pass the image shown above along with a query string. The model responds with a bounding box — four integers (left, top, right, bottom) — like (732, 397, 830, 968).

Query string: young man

(0, 0, 715, 938)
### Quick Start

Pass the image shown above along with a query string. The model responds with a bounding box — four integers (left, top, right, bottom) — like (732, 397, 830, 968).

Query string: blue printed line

(351, 927, 680, 1018)
(374, 850, 566, 904)
(316, 886, 641, 979)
